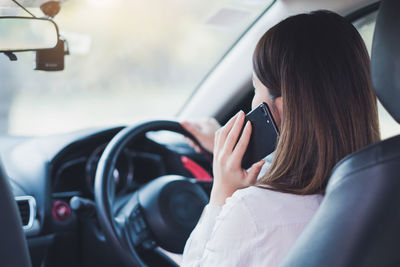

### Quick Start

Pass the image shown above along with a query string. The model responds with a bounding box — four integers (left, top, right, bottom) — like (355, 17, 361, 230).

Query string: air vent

(15, 196, 36, 230)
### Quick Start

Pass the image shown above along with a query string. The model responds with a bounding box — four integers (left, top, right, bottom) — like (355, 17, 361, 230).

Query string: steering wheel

(94, 120, 212, 266)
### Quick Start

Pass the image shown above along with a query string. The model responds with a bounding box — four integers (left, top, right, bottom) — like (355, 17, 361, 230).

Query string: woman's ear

(274, 97, 283, 118)
(273, 97, 283, 129)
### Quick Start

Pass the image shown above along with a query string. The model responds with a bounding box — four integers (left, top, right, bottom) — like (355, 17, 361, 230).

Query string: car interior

(1, 0, 399, 266)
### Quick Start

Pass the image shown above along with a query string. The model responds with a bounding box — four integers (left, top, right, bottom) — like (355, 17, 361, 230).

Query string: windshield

(0, 0, 274, 136)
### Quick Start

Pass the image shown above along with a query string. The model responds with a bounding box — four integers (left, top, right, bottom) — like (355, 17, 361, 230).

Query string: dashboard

(52, 138, 166, 197)
(0, 125, 212, 267)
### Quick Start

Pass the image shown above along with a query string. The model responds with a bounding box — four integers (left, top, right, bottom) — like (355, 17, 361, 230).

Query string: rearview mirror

(0, 16, 59, 52)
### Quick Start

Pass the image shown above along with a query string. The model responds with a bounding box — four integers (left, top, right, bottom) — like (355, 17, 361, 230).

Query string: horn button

(138, 175, 209, 253)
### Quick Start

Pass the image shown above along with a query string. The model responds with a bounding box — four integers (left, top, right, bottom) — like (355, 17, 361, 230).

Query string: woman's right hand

(181, 118, 221, 154)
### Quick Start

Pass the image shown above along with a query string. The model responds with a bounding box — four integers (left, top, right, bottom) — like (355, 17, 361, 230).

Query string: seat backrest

(280, 0, 400, 266)
(280, 135, 400, 266)
(0, 163, 31, 267)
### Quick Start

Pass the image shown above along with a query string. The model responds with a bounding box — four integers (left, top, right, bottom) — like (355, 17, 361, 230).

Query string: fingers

(185, 137, 201, 153)
(182, 121, 211, 152)
(219, 111, 241, 138)
(232, 121, 252, 160)
(245, 160, 265, 185)
(181, 119, 222, 154)
(182, 118, 220, 134)
(215, 111, 243, 153)
(207, 118, 221, 131)
(181, 121, 202, 137)
(181, 122, 203, 151)
(223, 112, 246, 153)
(214, 130, 220, 155)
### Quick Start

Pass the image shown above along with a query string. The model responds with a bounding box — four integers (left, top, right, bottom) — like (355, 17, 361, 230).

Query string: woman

(181, 10, 380, 266)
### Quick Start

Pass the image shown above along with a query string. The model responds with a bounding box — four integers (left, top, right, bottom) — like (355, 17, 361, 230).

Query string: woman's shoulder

(226, 186, 323, 229)
(232, 185, 323, 203)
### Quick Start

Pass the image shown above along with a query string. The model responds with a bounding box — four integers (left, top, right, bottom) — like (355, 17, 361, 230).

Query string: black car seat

(0, 163, 31, 267)
(279, 0, 400, 266)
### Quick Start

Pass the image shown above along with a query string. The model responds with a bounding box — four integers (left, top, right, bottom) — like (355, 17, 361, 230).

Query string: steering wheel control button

(52, 201, 71, 222)
(133, 221, 142, 233)
(128, 205, 152, 247)
(142, 239, 156, 250)
(137, 217, 146, 229)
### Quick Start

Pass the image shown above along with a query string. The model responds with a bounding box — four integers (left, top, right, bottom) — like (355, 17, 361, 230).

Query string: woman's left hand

(210, 111, 265, 206)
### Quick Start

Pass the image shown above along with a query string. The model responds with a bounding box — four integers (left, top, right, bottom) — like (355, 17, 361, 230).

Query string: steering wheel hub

(138, 175, 208, 253)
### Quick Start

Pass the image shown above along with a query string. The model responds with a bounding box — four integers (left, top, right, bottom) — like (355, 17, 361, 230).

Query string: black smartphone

(241, 102, 279, 169)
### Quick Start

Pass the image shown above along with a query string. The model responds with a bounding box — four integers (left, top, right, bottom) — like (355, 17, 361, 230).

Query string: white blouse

(181, 175, 323, 266)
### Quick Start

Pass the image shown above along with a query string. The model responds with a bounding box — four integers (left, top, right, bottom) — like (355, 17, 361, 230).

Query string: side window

(354, 11, 400, 140)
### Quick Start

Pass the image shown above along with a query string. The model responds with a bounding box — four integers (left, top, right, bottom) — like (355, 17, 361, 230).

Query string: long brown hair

(253, 10, 380, 195)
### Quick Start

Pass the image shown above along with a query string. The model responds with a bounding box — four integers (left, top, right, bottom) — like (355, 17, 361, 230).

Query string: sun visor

(371, 0, 400, 124)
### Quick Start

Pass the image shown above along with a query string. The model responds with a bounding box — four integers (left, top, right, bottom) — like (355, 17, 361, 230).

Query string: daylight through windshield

(0, 0, 273, 136)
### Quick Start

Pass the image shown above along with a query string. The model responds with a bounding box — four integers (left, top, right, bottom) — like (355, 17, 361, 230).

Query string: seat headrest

(371, 0, 400, 123)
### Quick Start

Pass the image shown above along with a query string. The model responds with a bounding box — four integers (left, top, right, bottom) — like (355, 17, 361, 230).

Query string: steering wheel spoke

(126, 205, 157, 250)
(115, 193, 157, 251)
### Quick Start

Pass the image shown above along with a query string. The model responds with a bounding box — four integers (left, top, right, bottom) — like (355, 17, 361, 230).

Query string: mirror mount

(3, 52, 18, 61)
(40, 1, 62, 18)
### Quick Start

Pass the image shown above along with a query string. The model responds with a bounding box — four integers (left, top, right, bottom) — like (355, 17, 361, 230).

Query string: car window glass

(0, 1, 274, 136)
(354, 10, 400, 140)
